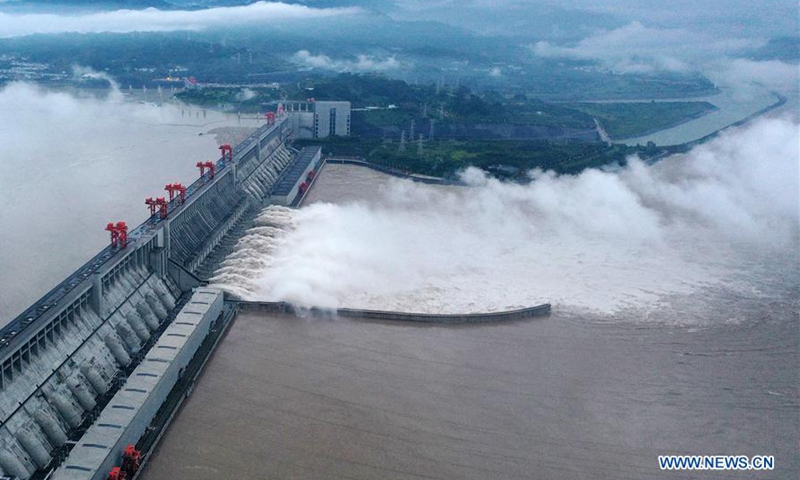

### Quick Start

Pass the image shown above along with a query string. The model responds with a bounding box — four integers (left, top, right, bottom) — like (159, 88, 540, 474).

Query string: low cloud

(530, 21, 800, 95)
(392, 0, 797, 39)
(235, 88, 257, 101)
(71, 65, 123, 97)
(562, 0, 798, 38)
(0, 2, 360, 37)
(532, 21, 761, 74)
(710, 58, 800, 93)
(291, 50, 402, 72)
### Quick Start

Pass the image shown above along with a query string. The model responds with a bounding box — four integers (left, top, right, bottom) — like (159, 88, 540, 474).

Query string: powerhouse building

(284, 100, 351, 139)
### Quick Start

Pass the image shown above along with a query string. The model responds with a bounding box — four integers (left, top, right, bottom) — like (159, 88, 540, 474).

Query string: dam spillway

(0, 115, 794, 478)
(0, 114, 321, 479)
(0, 115, 550, 480)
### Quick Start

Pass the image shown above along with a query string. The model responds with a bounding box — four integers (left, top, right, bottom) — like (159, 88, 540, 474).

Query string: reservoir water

(0, 83, 260, 324)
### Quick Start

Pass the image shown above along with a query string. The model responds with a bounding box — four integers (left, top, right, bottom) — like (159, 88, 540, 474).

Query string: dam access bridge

(0, 112, 550, 480)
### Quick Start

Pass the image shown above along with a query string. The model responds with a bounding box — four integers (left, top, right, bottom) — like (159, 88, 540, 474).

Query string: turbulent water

(211, 117, 799, 325)
(194, 119, 799, 478)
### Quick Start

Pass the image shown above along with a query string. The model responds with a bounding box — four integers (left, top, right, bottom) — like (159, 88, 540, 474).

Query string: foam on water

(211, 117, 799, 324)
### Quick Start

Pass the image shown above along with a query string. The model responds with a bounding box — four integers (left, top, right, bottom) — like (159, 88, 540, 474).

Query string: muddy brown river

(142, 164, 799, 479)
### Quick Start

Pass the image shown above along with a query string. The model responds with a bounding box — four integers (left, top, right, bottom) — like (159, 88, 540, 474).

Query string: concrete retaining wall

(326, 158, 466, 186)
(51, 288, 223, 480)
(236, 301, 550, 324)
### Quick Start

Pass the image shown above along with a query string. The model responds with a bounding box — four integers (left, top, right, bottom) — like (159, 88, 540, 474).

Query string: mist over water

(210, 117, 799, 323)
(0, 82, 259, 323)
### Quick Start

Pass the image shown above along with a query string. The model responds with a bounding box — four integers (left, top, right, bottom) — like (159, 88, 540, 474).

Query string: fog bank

(0, 2, 359, 38)
(291, 50, 402, 73)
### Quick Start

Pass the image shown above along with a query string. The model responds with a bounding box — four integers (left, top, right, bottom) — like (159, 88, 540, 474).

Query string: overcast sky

(0, 0, 796, 38)
(0, 1, 796, 90)
(390, 0, 798, 37)
(0, 2, 361, 37)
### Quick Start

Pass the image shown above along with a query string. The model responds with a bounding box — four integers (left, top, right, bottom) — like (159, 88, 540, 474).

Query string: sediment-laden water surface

(144, 116, 800, 479)
(211, 117, 798, 324)
(0, 83, 260, 323)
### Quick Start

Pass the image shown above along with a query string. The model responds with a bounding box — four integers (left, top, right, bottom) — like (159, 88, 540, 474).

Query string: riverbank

(619, 87, 783, 146)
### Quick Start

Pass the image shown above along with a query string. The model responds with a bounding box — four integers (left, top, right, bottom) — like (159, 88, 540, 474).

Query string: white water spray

(211, 117, 799, 323)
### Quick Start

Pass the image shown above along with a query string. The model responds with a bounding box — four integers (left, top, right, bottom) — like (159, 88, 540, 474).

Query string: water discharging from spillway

(211, 206, 296, 300)
(210, 118, 798, 326)
(164, 119, 800, 480)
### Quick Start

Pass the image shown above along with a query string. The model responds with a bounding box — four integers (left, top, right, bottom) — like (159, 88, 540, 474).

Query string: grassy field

(570, 101, 717, 139)
(176, 87, 281, 111)
(295, 137, 650, 180)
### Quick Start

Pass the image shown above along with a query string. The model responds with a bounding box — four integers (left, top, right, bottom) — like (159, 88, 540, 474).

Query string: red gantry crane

(105, 221, 128, 248)
(219, 144, 233, 162)
(196, 161, 215, 179)
(106, 467, 127, 480)
(165, 183, 187, 204)
(145, 197, 168, 219)
(122, 444, 141, 477)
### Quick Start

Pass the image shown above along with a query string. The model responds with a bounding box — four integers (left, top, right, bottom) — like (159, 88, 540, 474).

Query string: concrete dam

(0, 115, 550, 480)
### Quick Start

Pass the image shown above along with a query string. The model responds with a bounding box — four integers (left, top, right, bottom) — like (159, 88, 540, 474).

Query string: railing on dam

(235, 301, 551, 324)
(0, 117, 290, 355)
